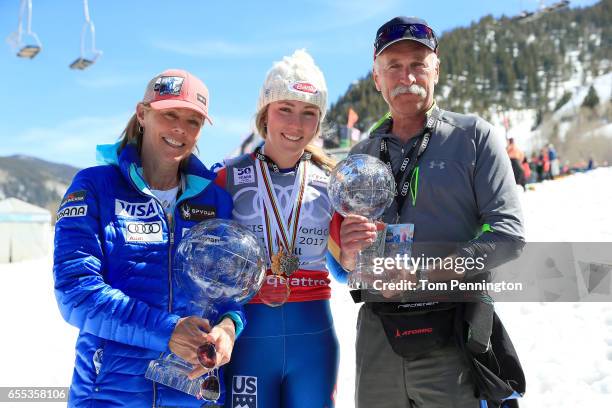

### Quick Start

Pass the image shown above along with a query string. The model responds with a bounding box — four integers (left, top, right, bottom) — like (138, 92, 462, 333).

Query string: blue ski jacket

(53, 142, 243, 407)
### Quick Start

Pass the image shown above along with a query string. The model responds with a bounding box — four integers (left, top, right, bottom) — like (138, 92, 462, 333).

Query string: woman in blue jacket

(53, 69, 243, 407)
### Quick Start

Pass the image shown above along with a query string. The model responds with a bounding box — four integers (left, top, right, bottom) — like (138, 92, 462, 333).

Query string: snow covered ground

(1, 167, 611, 407)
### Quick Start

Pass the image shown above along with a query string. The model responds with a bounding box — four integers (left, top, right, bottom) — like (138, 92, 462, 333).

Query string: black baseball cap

(374, 17, 438, 58)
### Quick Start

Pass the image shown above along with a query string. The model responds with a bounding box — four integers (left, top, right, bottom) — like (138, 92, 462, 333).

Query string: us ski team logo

(115, 199, 160, 219)
(232, 375, 257, 408)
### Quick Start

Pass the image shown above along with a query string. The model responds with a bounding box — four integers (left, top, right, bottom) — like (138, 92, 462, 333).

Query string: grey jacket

(350, 108, 524, 264)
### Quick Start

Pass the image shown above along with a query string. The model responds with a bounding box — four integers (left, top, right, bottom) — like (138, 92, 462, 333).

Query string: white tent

(0, 197, 51, 263)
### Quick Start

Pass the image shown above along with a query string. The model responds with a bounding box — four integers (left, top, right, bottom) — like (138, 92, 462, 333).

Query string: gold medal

(271, 250, 283, 276)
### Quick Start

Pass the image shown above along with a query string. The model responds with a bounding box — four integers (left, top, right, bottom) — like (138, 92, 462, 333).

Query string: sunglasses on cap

(374, 23, 438, 57)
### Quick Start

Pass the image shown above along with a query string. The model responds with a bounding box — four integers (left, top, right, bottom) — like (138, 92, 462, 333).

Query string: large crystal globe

(174, 219, 266, 306)
(328, 154, 395, 219)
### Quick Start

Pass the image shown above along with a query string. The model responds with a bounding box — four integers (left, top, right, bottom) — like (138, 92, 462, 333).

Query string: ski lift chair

(6, 0, 42, 59)
(69, 0, 102, 70)
(16, 42, 41, 59)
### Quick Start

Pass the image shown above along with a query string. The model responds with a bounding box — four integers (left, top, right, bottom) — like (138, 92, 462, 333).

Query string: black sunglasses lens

(201, 375, 220, 401)
(197, 343, 217, 369)
(408, 24, 434, 40)
(376, 25, 405, 50)
(376, 24, 435, 52)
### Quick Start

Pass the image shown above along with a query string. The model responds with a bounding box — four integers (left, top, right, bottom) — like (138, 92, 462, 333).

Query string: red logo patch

(395, 327, 433, 338)
(292, 82, 318, 94)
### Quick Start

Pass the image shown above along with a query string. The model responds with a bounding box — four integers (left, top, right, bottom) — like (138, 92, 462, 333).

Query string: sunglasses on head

(375, 23, 437, 55)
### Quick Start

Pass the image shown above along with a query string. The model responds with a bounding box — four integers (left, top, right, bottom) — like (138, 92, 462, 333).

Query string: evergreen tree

(582, 85, 600, 109)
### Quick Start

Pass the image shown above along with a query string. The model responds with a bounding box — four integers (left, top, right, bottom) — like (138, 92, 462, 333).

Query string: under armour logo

(429, 160, 446, 169)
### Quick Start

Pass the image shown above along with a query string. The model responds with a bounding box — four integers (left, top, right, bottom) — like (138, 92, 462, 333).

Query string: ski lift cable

(70, 0, 102, 70)
(80, 0, 101, 58)
(15, 0, 26, 42)
(25, 0, 32, 34)
(83, 0, 91, 23)
(7, 0, 41, 58)
(23, 0, 41, 45)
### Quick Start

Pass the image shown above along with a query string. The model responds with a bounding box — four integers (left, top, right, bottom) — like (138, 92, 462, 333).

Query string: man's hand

(339, 214, 378, 271)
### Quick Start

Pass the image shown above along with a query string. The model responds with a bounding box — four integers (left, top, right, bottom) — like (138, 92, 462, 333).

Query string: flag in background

(347, 108, 359, 129)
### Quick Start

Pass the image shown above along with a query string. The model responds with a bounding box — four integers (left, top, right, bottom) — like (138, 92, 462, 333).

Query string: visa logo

(115, 198, 160, 219)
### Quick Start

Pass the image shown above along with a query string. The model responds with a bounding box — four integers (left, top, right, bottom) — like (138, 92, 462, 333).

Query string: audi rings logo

(127, 222, 161, 234)
(125, 221, 163, 243)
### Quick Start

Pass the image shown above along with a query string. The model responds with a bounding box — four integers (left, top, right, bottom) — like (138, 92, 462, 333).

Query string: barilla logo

(395, 327, 433, 338)
(290, 81, 318, 94)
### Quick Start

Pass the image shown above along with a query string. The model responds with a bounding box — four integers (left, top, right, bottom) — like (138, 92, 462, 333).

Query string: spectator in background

(507, 138, 526, 190)
(548, 144, 560, 179)
(537, 147, 550, 181)
(530, 152, 539, 182)
(562, 160, 570, 175)
(521, 156, 531, 186)
(587, 156, 595, 170)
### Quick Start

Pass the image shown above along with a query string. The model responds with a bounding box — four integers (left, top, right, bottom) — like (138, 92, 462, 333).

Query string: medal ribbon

(255, 152, 309, 265)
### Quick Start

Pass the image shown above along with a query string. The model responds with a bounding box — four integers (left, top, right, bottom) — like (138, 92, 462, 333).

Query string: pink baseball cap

(143, 69, 213, 124)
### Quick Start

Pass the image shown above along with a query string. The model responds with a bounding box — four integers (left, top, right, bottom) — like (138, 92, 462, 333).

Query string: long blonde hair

(255, 105, 336, 172)
(118, 102, 150, 154)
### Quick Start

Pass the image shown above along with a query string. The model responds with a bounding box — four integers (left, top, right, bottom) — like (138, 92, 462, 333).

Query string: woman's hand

(169, 316, 236, 380)
(339, 214, 379, 271)
(206, 317, 236, 367)
(169, 316, 212, 364)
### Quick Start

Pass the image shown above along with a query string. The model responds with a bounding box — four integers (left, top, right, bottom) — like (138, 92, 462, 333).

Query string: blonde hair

(255, 105, 336, 172)
(118, 102, 150, 154)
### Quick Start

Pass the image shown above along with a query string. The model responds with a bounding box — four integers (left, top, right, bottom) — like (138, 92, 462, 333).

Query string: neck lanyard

(254, 146, 312, 173)
(379, 107, 440, 216)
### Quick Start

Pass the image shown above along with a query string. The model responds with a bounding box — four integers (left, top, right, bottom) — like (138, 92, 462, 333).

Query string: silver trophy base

(145, 354, 208, 399)
(350, 226, 387, 289)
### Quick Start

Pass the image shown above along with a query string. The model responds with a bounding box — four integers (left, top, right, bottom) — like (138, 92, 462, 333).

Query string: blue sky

(0, 0, 599, 169)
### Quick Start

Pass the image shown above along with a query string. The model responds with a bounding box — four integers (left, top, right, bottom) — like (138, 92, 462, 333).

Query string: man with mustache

(328, 17, 525, 407)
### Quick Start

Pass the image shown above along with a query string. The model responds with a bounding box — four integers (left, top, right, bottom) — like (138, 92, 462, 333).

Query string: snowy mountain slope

(553, 72, 612, 122)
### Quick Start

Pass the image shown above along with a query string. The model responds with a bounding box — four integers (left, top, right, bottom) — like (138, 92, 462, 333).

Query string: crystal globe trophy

(145, 219, 265, 401)
(328, 154, 395, 288)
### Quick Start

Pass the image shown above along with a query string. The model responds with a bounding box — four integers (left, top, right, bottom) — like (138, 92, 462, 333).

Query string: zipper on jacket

(167, 212, 175, 313)
(121, 166, 208, 408)
(151, 214, 174, 408)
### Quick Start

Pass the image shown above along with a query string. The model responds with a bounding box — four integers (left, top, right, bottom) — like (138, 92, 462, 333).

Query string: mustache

(390, 84, 426, 98)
